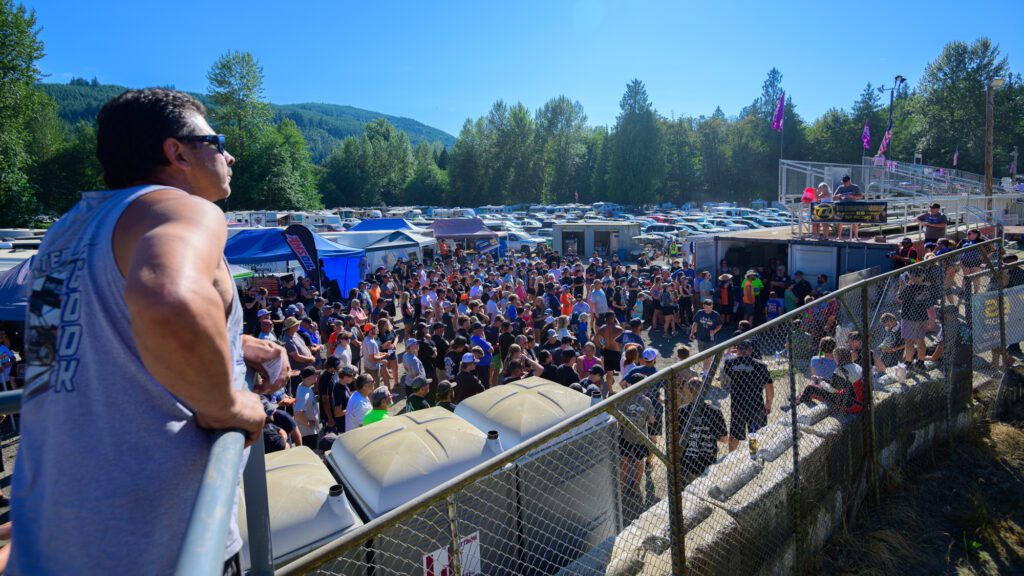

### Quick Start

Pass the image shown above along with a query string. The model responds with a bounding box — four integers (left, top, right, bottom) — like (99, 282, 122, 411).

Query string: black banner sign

(810, 201, 888, 224)
(282, 224, 321, 289)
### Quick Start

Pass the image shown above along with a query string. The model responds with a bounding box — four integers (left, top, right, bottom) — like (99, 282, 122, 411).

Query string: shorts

(900, 319, 927, 340)
(602, 349, 622, 372)
(730, 403, 767, 441)
(717, 303, 731, 315)
(619, 435, 649, 460)
(742, 303, 756, 316)
(698, 340, 714, 352)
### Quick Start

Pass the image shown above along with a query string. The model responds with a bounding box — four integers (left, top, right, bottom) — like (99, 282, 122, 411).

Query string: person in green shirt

(405, 377, 433, 413)
(786, 318, 814, 376)
(783, 282, 799, 312)
(362, 386, 392, 426)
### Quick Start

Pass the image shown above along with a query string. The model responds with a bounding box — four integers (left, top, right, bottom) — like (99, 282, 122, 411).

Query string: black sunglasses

(178, 134, 226, 154)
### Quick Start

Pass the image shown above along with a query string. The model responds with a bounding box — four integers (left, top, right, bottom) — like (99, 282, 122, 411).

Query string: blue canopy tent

(224, 229, 365, 295)
(0, 257, 31, 321)
(348, 218, 417, 232)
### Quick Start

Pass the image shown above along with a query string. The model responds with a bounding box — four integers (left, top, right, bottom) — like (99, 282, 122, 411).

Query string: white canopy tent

(323, 230, 437, 270)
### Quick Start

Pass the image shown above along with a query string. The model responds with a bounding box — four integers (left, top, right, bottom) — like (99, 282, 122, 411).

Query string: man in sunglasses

(11, 89, 288, 575)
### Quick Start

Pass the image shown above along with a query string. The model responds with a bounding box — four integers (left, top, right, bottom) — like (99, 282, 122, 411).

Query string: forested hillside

(38, 81, 455, 162)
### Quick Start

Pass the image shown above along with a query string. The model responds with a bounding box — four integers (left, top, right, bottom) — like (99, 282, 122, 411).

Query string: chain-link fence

(273, 238, 1012, 576)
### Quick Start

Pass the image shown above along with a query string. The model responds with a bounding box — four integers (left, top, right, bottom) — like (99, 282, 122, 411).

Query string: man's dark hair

(97, 88, 207, 189)
(354, 374, 374, 390)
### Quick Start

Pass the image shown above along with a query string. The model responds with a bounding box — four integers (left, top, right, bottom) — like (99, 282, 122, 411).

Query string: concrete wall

(558, 368, 978, 576)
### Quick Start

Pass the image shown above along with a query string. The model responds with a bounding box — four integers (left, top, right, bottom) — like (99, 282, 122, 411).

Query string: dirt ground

(816, 398, 1024, 575)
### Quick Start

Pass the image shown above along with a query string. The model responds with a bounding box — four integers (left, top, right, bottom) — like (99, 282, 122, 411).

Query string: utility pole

(985, 78, 1005, 212)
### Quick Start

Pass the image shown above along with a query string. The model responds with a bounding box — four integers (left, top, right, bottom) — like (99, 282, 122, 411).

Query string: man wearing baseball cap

(455, 352, 486, 403)
(404, 377, 433, 413)
(690, 299, 723, 374)
(293, 366, 321, 448)
(916, 203, 948, 244)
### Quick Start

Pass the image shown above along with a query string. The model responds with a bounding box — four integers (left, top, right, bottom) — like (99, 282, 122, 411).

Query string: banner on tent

(810, 201, 888, 224)
(283, 225, 320, 287)
(475, 238, 498, 253)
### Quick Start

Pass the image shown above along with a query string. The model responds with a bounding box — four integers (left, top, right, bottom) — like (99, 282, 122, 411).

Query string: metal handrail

(277, 237, 1002, 575)
(174, 429, 247, 576)
(0, 390, 23, 415)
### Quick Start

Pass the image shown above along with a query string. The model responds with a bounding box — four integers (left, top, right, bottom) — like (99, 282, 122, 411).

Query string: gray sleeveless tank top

(10, 185, 247, 574)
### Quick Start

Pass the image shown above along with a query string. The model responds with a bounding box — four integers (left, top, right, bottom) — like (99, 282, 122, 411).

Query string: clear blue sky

(25, 0, 1024, 136)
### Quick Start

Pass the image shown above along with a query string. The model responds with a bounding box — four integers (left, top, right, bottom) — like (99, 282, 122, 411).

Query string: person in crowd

(690, 299, 723, 374)
(293, 366, 321, 448)
(892, 237, 918, 269)
(723, 341, 774, 451)
(556, 348, 581, 387)
(361, 323, 387, 386)
(455, 353, 487, 402)
(576, 341, 604, 380)
(596, 312, 624, 395)
(676, 376, 728, 481)
(362, 387, 392, 426)
(435, 381, 457, 412)
(402, 338, 427, 397)
(405, 377, 433, 412)
(811, 181, 833, 240)
(833, 175, 864, 240)
(345, 374, 375, 432)
(319, 362, 354, 434)
(898, 268, 931, 371)
(470, 321, 494, 385)
(810, 336, 838, 383)
(256, 313, 278, 343)
(787, 347, 863, 414)
(917, 203, 948, 244)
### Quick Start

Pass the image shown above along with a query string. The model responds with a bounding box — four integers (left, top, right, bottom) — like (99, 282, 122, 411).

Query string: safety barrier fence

(264, 237, 1012, 575)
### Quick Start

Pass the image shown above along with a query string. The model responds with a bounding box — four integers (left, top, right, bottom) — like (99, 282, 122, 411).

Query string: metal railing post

(665, 374, 687, 576)
(174, 430, 246, 576)
(998, 240, 1007, 372)
(859, 284, 879, 506)
(786, 328, 801, 576)
(243, 435, 274, 575)
(446, 495, 463, 576)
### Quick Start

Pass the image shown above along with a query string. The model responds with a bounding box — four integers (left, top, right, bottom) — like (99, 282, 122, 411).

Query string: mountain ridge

(38, 82, 456, 163)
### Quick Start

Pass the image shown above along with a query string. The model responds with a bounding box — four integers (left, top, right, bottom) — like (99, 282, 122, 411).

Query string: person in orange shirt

(717, 273, 733, 326)
(368, 281, 381, 309)
(560, 288, 574, 317)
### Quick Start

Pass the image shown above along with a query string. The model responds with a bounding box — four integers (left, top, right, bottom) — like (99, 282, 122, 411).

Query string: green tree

(661, 117, 699, 205)
(31, 121, 104, 215)
(362, 118, 414, 206)
(0, 0, 45, 225)
(320, 137, 368, 207)
(405, 141, 450, 205)
(607, 79, 665, 206)
(912, 38, 1009, 171)
(448, 118, 488, 207)
(535, 96, 588, 204)
(206, 50, 273, 160)
(695, 107, 730, 200)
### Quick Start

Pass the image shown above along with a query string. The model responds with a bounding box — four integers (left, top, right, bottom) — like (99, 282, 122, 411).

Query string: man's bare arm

(120, 192, 261, 434)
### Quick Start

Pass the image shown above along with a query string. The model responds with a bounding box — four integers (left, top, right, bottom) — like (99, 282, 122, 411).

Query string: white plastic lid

(455, 376, 592, 449)
(238, 447, 363, 569)
(327, 407, 492, 518)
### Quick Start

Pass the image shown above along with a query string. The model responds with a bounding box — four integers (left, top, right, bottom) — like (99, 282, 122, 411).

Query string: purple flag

(861, 120, 871, 150)
(770, 91, 785, 132)
(952, 146, 959, 167)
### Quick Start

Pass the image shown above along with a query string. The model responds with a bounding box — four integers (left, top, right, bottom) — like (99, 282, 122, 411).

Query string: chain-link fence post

(859, 283, 879, 506)
(445, 495, 463, 576)
(665, 373, 688, 576)
(998, 239, 1007, 371)
(786, 327, 802, 576)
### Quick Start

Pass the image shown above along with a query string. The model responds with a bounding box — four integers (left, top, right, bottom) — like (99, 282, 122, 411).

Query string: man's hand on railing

(195, 389, 265, 447)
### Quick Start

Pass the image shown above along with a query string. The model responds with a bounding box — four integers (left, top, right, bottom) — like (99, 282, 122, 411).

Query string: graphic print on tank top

(24, 250, 86, 401)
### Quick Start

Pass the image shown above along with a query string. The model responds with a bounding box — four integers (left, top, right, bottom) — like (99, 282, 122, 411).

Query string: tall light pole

(876, 75, 906, 161)
(985, 77, 1005, 212)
